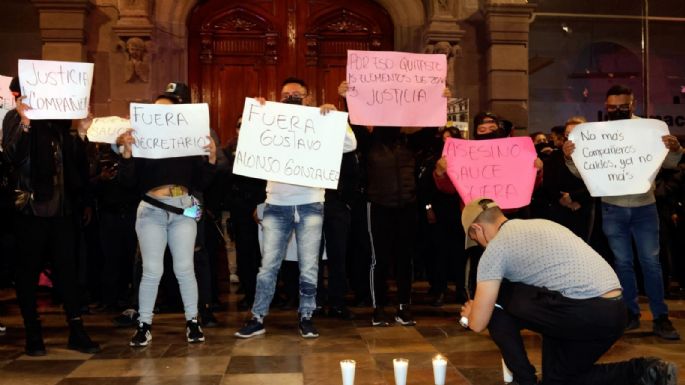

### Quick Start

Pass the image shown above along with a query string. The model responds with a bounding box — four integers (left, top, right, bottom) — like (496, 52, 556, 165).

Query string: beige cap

(461, 197, 499, 249)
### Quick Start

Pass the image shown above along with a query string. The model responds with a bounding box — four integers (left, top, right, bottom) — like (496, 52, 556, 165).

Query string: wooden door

(188, 0, 394, 145)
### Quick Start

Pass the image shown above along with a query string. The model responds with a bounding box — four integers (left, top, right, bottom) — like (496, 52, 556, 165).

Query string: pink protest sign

(442, 137, 537, 209)
(346, 50, 447, 127)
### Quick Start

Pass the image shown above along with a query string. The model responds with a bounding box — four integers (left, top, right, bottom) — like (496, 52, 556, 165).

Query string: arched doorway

(188, 0, 394, 144)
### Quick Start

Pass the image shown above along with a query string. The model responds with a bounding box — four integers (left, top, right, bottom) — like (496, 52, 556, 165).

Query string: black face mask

(607, 109, 631, 121)
(474, 130, 504, 140)
(535, 142, 554, 154)
(282, 95, 304, 105)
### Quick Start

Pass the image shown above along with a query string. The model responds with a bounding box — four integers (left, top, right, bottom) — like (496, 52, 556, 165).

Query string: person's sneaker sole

(130, 334, 152, 347)
(234, 328, 266, 339)
(395, 316, 416, 326)
(639, 360, 678, 385)
(187, 336, 206, 343)
(300, 331, 319, 338)
(371, 319, 390, 327)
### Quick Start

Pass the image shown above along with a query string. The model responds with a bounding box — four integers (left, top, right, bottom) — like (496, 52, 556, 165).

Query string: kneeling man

(460, 197, 676, 385)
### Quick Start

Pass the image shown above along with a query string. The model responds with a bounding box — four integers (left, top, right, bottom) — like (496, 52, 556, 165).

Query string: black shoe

(637, 357, 678, 385)
(25, 321, 46, 356)
(113, 308, 139, 328)
(200, 311, 219, 328)
(235, 318, 265, 338)
(395, 304, 416, 326)
(626, 312, 640, 331)
(0, 322, 6, 334)
(130, 322, 152, 347)
(372, 307, 391, 327)
(186, 318, 205, 343)
(430, 293, 445, 307)
(653, 315, 680, 340)
(328, 306, 355, 320)
(299, 317, 319, 338)
(68, 319, 101, 354)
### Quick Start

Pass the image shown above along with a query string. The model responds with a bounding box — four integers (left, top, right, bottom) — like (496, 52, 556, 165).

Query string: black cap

(158, 82, 191, 104)
(9, 77, 20, 96)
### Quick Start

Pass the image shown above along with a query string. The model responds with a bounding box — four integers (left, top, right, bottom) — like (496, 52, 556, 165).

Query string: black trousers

(318, 195, 352, 307)
(231, 203, 261, 301)
(367, 202, 416, 307)
(14, 214, 81, 323)
(99, 208, 137, 306)
(489, 281, 630, 385)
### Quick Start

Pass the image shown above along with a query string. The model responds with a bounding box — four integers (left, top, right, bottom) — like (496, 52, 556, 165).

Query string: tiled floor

(0, 289, 683, 385)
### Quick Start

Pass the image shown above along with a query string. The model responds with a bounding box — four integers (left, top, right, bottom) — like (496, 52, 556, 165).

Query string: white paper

(129, 103, 211, 159)
(568, 119, 669, 197)
(87, 116, 131, 144)
(0, 75, 16, 124)
(18, 59, 93, 119)
(232, 97, 349, 189)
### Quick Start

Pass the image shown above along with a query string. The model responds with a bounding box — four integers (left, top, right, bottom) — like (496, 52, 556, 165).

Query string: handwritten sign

(18, 59, 93, 119)
(346, 50, 447, 127)
(0, 75, 16, 124)
(129, 103, 210, 159)
(233, 97, 349, 189)
(568, 119, 669, 197)
(443, 137, 537, 209)
(86, 116, 131, 144)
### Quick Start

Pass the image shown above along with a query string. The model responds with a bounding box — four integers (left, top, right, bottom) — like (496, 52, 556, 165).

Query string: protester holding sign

(2, 76, 101, 356)
(234, 77, 357, 340)
(117, 82, 217, 347)
(563, 84, 682, 341)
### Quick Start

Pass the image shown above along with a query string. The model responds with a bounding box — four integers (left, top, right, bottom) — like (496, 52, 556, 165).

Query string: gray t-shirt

(477, 219, 621, 299)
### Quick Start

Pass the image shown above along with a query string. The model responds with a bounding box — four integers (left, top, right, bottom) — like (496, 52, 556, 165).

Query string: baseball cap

(461, 197, 499, 249)
(158, 82, 191, 104)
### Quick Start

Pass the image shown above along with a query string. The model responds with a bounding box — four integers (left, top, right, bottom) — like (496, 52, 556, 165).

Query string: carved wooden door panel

(188, 0, 393, 144)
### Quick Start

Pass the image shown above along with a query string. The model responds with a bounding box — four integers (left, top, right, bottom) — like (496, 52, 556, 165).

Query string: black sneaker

(626, 312, 641, 331)
(68, 319, 102, 354)
(235, 318, 265, 338)
(0, 322, 6, 334)
(186, 318, 205, 343)
(372, 307, 391, 327)
(637, 357, 678, 385)
(299, 317, 319, 338)
(130, 322, 152, 347)
(328, 306, 355, 320)
(653, 315, 680, 340)
(25, 321, 46, 357)
(113, 308, 139, 328)
(395, 304, 416, 326)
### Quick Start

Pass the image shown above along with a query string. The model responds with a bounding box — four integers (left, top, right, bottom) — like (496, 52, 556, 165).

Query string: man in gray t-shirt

(460, 197, 677, 385)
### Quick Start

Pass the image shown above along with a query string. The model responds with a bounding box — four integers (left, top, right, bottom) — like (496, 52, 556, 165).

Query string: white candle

(432, 355, 447, 385)
(393, 358, 409, 385)
(340, 359, 356, 385)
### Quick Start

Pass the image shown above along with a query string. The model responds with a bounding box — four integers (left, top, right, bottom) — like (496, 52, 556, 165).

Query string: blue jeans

(252, 202, 323, 319)
(602, 202, 668, 317)
(135, 195, 198, 324)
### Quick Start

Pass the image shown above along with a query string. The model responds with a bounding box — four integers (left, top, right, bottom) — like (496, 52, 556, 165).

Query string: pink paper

(346, 50, 447, 127)
(442, 137, 537, 209)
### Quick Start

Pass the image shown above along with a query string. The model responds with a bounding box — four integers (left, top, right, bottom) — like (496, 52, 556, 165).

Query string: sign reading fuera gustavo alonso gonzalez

(232, 97, 349, 189)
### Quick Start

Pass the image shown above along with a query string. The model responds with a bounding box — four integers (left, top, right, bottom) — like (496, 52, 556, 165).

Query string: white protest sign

(233, 97, 349, 189)
(86, 116, 131, 144)
(0, 75, 16, 123)
(129, 103, 211, 159)
(568, 119, 669, 197)
(18, 59, 93, 119)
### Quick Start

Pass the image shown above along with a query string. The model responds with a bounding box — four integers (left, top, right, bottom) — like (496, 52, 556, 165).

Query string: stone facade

(0, 0, 536, 131)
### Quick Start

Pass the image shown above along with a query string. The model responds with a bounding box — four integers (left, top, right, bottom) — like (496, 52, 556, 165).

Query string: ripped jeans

(251, 203, 323, 319)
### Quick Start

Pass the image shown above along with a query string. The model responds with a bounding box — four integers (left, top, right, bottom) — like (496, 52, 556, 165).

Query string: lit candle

(432, 354, 447, 385)
(340, 359, 356, 385)
(393, 358, 409, 385)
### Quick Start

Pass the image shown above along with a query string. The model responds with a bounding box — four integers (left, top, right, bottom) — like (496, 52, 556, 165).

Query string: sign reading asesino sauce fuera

(443, 137, 537, 209)
(568, 119, 669, 197)
(232, 97, 349, 189)
(87, 116, 131, 144)
(129, 103, 211, 159)
(346, 50, 447, 127)
(18, 59, 93, 120)
(0, 75, 16, 123)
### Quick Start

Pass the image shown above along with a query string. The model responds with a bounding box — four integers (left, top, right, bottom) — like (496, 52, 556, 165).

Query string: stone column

(423, 0, 465, 96)
(30, 0, 91, 61)
(481, 0, 536, 131)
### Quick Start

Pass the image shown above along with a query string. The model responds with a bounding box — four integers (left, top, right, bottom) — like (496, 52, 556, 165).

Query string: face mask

(535, 142, 554, 154)
(607, 109, 631, 121)
(282, 95, 304, 105)
(474, 130, 503, 140)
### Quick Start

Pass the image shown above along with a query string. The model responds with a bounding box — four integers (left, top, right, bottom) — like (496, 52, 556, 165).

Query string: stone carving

(124, 37, 150, 83)
(214, 17, 258, 31)
(426, 41, 457, 92)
